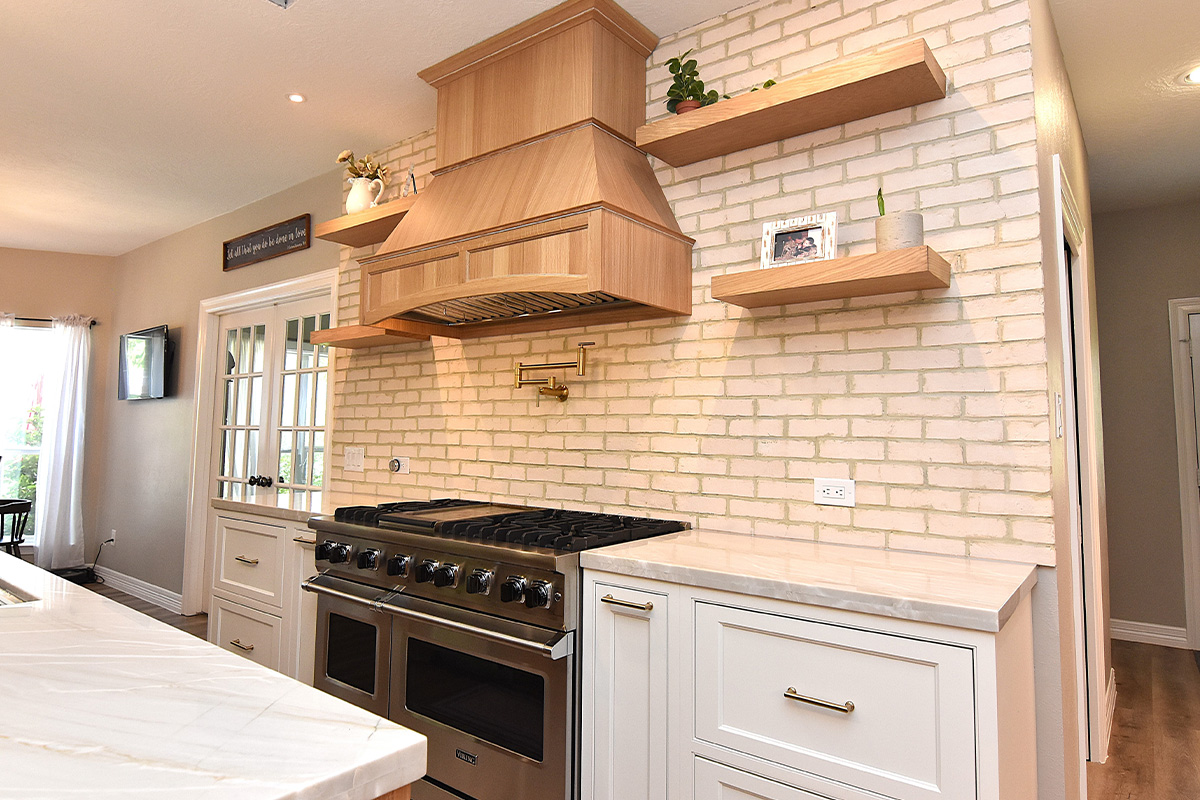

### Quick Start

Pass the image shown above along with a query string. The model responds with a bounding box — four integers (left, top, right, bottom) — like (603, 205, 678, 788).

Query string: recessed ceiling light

(288, 93, 306, 103)
(1181, 67, 1200, 85)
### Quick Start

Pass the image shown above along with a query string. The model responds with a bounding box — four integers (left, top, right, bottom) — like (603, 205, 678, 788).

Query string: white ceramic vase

(346, 176, 384, 215)
(874, 211, 924, 251)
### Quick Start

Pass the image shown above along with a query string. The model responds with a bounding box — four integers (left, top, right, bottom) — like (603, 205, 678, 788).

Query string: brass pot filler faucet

(514, 341, 594, 402)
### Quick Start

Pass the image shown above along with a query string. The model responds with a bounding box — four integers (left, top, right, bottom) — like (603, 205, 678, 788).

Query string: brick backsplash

(327, 0, 1055, 566)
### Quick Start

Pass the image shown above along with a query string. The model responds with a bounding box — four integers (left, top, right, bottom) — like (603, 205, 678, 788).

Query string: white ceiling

(6, 1, 1197, 256)
(1048, 0, 1200, 213)
(0, 0, 736, 257)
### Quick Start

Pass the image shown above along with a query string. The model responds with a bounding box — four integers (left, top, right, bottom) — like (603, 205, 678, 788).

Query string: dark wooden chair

(0, 499, 31, 559)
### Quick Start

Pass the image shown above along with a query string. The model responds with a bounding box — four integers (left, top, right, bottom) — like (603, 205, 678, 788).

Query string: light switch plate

(814, 477, 855, 507)
(344, 446, 365, 473)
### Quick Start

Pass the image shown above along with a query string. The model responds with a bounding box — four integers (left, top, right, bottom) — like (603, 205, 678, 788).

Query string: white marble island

(0, 553, 425, 800)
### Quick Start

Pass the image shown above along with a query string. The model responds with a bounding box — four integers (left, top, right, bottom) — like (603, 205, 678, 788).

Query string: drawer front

(695, 757, 836, 800)
(694, 602, 976, 800)
(210, 596, 282, 671)
(214, 516, 284, 608)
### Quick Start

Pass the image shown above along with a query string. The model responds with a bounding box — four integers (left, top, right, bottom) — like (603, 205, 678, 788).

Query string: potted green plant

(665, 50, 721, 114)
(875, 189, 924, 251)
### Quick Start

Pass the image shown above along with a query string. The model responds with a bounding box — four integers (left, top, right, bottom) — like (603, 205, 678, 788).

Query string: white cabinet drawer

(695, 757, 837, 800)
(210, 595, 282, 671)
(213, 516, 285, 608)
(694, 602, 976, 800)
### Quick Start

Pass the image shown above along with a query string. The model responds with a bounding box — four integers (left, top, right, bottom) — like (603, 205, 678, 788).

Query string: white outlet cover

(344, 446, 365, 473)
(814, 477, 855, 507)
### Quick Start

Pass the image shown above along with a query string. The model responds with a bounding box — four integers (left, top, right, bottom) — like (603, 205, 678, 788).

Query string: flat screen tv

(118, 325, 170, 400)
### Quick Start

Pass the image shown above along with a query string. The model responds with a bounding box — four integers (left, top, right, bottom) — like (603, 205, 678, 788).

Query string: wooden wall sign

(223, 214, 311, 271)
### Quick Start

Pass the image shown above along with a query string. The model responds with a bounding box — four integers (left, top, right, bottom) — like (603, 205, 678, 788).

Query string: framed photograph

(760, 212, 838, 269)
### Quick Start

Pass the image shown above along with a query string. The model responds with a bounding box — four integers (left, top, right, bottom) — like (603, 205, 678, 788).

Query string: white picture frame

(760, 212, 838, 269)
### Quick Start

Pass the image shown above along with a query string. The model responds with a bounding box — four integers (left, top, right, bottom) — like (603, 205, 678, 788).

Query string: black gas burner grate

(332, 500, 687, 552)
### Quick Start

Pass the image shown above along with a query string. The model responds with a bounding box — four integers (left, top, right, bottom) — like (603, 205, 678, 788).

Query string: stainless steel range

(302, 499, 687, 800)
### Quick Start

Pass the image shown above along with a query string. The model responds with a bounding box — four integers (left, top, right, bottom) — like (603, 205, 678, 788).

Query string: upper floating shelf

(712, 245, 951, 308)
(313, 194, 419, 248)
(636, 39, 947, 167)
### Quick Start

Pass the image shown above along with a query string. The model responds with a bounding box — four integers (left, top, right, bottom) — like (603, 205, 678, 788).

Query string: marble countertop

(0, 553, 425, 799)
(580, 529, 1038, 632)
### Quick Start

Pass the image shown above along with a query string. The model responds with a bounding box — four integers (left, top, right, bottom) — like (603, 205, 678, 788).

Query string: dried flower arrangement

(336, 150, 388, 183)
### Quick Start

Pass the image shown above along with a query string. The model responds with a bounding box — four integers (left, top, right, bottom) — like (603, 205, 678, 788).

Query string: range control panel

(312, 534, 567, 630)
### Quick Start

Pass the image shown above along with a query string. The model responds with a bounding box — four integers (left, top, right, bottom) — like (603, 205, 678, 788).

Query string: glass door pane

(274, 308, 331, 508)
(215, 314, 269, 502)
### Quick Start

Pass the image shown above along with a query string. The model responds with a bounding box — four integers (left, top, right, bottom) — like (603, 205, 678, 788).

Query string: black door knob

(248, 476, 259, 486)
(524, 580, 552, 609)
(386, 555, 411, 577)
(260, 476, 273, 488)
(499, 576, 526, 603)
(432, 564, 459, 588)
(415, 559, 439, 583)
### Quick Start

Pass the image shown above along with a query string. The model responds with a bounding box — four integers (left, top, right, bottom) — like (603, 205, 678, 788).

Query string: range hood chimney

(358, 0, 693, 339)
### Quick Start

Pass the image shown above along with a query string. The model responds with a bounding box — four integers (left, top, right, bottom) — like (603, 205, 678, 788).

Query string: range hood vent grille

(402, 290, 626, 326)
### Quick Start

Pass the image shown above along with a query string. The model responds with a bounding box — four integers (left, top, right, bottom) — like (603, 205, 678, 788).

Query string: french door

(214, 297, 331, 509)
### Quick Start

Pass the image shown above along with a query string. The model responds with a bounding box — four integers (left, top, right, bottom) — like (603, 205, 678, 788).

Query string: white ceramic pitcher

(346, 176, 384, 215)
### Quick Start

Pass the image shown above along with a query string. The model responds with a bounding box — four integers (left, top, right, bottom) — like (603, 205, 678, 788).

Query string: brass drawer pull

(601, 594, 653, 612)
(293, 536, 317, 546)
(229, 639, 255, 652)
(784, 687, 855, 714)
(234, 555, 260, 566)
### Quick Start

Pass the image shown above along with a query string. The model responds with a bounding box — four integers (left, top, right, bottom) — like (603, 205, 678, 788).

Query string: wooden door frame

(180, 270, 338, 616)
(1051, 155, 1114, 767)
(1168, 297, 1200, 648)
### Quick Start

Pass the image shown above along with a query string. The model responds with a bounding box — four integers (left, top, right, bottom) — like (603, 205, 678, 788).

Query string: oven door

(309, 576, 391, 718)
(389, 594, 575, 800)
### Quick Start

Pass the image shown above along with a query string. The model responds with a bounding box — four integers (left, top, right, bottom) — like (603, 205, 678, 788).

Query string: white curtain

(35, 316, 93, 570)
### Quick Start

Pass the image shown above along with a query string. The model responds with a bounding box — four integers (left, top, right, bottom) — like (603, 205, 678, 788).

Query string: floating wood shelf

(712, 246, 951, 308)
(636, 39, 946, 167)
(313, 195, 419, 248)
(310, 319, 432, 349)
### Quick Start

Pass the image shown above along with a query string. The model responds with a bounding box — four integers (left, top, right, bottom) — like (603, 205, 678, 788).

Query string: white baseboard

(1110, 618, 1191, 649)
(94, 566, 183, 615)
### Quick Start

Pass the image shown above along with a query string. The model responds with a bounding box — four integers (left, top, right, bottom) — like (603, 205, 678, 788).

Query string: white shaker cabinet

(207, 508, 318, 683)
(582, 546, 1037, 800)
(582, 581, 670, 800)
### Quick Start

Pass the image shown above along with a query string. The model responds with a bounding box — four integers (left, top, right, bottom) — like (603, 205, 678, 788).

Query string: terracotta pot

(675, 99, 702, 114)
(875, 211, 924, 251)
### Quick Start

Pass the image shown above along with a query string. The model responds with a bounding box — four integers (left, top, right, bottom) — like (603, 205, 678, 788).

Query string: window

(214, 299, 331, 509)
(0, 326, 54, 534)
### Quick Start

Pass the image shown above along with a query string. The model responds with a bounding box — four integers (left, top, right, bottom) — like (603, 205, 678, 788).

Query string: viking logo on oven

(455, 749, 478, 766)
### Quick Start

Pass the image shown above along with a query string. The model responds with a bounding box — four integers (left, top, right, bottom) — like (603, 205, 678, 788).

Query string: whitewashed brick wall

(326, 0, 1055, 566)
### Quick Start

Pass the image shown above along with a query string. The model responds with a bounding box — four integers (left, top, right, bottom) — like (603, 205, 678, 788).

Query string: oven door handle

(302, 575, 574, 661)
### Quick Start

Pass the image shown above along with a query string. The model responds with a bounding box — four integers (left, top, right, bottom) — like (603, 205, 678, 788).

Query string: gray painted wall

(1094, 198, 1200, 628)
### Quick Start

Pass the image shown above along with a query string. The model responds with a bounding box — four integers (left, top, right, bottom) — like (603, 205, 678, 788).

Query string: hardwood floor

(83, 581, 208, 639)
(1088, 639, 1200, 798)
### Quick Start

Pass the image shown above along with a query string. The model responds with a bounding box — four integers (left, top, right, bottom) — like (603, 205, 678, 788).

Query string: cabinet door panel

(584, 582, 668, 800)
(694, 757, 836, 800)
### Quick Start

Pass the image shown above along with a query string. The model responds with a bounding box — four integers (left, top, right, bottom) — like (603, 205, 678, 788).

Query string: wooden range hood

(357, 0, 693, 339)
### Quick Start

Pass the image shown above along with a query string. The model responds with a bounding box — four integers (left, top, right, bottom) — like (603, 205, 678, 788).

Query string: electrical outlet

(345, 446, 365, 473)
(814, 477, 855, 507)
(389, 456, 411, 475)
(110, 528, 117, 546)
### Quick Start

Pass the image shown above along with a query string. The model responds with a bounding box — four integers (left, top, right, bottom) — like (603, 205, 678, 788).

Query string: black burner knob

(356, 549, 380, 571)
(524, 580, 552, 609)
(499, 576, 527, 603)
(415, 559, 439, 583)
(314, 541, 335, 561)
(432, 564, 459, 588)
(386, 555, 411, 577)
(465, 569, 493, 595)
(327, 543, 352, 564)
